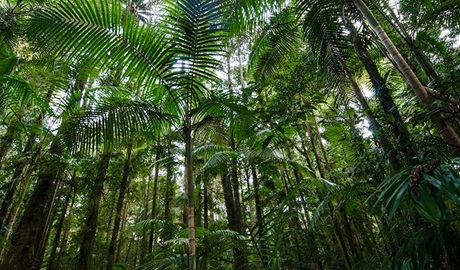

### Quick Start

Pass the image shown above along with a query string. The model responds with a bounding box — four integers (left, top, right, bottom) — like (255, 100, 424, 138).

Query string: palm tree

(24, 1, 228, 268)
(351, 0, 460, 155)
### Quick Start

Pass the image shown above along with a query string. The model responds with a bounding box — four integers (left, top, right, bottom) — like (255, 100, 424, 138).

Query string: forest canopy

(1, 0, 460, 269)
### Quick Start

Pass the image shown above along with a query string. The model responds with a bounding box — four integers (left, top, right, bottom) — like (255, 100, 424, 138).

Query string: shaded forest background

(1, 0, 460, 269)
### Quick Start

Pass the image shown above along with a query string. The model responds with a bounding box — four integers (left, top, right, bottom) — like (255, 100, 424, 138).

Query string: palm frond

(27, 0, 173, 90)
(0, 75, 50, 118)
(250, 8, 301, 83)
(163, 0, 227, 105)
(201, 150, 239, 172)
(60, 93, 172, 154)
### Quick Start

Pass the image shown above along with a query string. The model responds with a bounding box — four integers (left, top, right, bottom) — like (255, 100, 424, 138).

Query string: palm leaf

(163, 0, 227, 107)
(60, 93, 171, 154)
(27, 0, 173, 90)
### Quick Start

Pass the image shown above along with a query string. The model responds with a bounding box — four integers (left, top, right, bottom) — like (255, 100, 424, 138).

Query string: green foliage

(373, 160, 460, 268)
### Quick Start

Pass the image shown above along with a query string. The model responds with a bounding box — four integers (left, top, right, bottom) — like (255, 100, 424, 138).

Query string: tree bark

(0, 122, 16, 170)
(347, 21, 416, 161)
(164, 132, 174, 240)
(140, 177, 150, 262)
(0, 124, 41, 227)
(47, 192, 71, 270)
(203, 183, 209, 229)
(337, 52, 402, 170)
(148, 140, 161, 253)
(106, 144, 132, 270)
(0, 141, 62, 270)
(34, 181, 61, 270)
(251, 166, 263, 222)
(76, 153, 111, 270)
(353, 0, 460, 156)
(116, 197, 130, 261)
(53, 193, 75, 270)
(184, 98, 196, 269)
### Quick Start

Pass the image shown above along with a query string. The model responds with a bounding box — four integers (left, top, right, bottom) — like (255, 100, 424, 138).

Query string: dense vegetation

(1, 0, 460, 269)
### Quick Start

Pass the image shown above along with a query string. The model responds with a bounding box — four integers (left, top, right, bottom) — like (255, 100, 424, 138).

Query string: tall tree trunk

(336, 52, 402, 170)
(140, 177, 150, 262)
(220, 170, 246, 269)
(34, 181, 61, 270)
(311, 110, 331, 172)
(47, 191, 71, 270)
(251, 166, 263, 222)
(164, 132, 174, 240)
(379, 0, 440, 83)
(0, 118, 43, 227)
(53, 193, 75, 270)
(347, 21, 416, 161)
(105, 191, 116, 238)
(0, 122, 16, 170)
(148, 140, 161, 253)
(353, 0, 460, 156)
(76, 153, 111, 270)
(184, 111, 196, 269)
(0, 141, 62, 270)
(116, 197, 130, 261)
(203, 183, 209, 229)
(106, 144, 132, 270)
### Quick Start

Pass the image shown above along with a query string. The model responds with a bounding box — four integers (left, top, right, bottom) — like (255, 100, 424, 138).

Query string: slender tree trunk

(379, 0, 440, 83)
(0, 141, 62, 270)
(337, 53, 402, 170)
(76, 153, 111, 270)
(304, 112, 327, 178)
(342, 211, 360, 262)
(184, 111, 196, 269)
(140, 177, 150, 262)
(347, 21, 416, 161)
(245, 170, 256, 228)
(0, 130, 40, 227)
(34, 181, 61, 270)
(311, 110, 331, 171)
(203, 183, 209, 229)
(149, 140, 161, 253)
(164, 132, 174, 240)
(105, 191, 116, 238)
(116, 198, 130, 262)
(353, 0, 460, 156)
(251, 166, 263, 222)
(54, 193, 75, 270)
(230, 139, 243, 232)
(195, 177, 203, 227)
(107, 144, 132, 270)
(0, 123, 16, 170)
(47, 191, 71, 270)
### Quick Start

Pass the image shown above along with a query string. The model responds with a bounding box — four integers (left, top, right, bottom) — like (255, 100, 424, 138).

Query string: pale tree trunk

(353, 0, 460, 156)
(379, 0, 440, 82)
(107, 144, 132, 270)
(184, 112, 196, 269)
